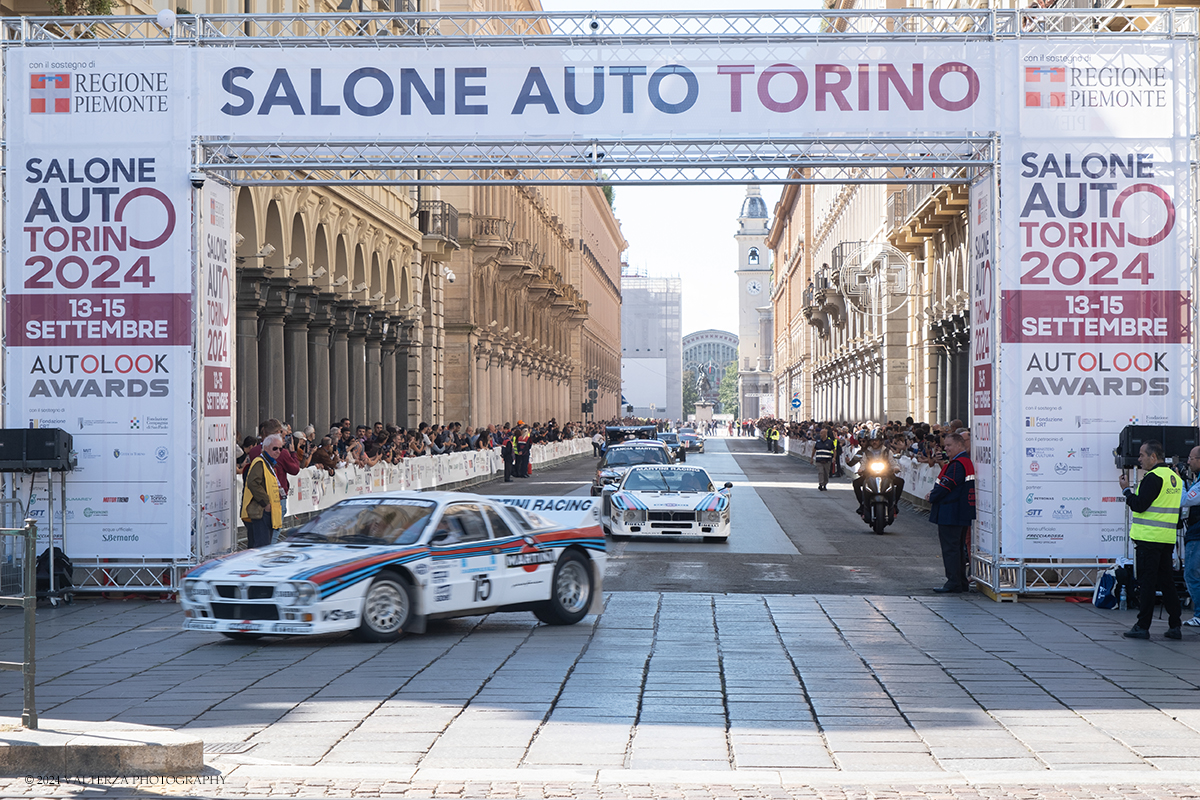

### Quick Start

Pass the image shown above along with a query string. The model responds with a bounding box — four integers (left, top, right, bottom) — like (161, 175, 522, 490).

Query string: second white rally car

(180, 493, 603, 643)
(600, 464, 733, 542)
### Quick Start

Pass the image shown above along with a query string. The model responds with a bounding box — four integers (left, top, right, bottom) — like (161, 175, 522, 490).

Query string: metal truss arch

(2, 9, 1195, 47)
(199, 137, 994, 186)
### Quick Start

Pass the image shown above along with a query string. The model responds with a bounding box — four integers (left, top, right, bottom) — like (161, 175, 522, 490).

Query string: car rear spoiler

(605, 425, 658, 444)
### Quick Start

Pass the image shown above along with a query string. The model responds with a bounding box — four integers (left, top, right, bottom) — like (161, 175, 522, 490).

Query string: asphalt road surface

(482, 435, 948, 595)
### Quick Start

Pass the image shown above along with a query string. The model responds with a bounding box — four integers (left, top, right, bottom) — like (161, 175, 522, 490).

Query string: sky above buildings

(539, 0, 818, 336)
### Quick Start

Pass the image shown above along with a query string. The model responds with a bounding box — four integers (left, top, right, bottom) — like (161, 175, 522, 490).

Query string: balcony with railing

(888, 167, 969, 251)
(887, 190, 908, 233)
(418, 200, 459, 248)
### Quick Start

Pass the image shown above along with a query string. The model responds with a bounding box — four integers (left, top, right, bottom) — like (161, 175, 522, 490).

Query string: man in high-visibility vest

(766, 425, 780, 454)
(1119, 439, 1183, 640)
(241, 433, 284, 549)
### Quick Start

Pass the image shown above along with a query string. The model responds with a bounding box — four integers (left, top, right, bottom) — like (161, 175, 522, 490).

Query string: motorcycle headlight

(869, 461, 887, 475)
(182, 579, 211, 604)
(275, 581, 318, 606)
(704, 510, 722, 524)
(624, 509, 643, 524)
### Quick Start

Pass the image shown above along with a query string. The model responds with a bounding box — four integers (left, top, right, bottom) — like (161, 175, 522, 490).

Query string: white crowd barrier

(236, 438, 592, 526)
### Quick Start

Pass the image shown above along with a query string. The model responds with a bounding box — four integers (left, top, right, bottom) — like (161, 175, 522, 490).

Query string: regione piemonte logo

(30, 73, 71, 114)
(1024, 66, 1065, 108)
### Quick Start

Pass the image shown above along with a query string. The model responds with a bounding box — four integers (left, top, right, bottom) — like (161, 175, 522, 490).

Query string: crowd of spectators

(234, 414, 680, 478)
(751, 415, 973, 470)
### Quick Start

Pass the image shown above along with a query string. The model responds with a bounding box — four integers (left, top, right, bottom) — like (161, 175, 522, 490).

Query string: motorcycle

(861, 458, 896, 535)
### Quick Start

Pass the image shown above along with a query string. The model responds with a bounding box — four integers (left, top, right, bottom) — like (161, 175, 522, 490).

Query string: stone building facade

(768, 177, 971, 426)
(440, 183, 625, 429)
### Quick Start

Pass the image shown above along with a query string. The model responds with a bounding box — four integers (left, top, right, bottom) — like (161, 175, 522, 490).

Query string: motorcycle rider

(848, 432, 905, 517)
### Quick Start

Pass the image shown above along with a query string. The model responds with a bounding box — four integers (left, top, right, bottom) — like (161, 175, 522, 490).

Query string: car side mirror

(723, 482, 734, 489)
(431, 529, 450, 544)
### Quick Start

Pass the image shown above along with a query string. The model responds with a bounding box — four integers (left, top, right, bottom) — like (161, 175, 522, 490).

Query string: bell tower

(734, 186, 772, 418)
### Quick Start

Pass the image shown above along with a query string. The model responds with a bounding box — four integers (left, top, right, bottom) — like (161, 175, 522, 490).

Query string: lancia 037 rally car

(590, 439, 675, 497)
(180, 493, 603, 642)
(600, 464, 732, 542)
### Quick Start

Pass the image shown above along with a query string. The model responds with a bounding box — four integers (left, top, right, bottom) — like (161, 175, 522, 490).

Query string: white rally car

(600, 465, 733, 542)
(180, 493, 604, 642)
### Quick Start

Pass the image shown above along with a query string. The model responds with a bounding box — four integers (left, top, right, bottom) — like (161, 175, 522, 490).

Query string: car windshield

(601, 447, 670, 467)
(623, 469, 711, 493)
(679, 428, 695, 435)
(658, 434, 678, 442)
(289, 498, 436, 545)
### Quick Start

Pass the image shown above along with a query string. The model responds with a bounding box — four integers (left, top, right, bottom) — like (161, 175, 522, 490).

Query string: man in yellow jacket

(1118, 439, 1183, 640)
(241, 433, 283, 549)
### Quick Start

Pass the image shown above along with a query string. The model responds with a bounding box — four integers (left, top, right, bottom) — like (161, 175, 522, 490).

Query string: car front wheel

(357, 573, 414, 642)
(533, 552, 593, 626)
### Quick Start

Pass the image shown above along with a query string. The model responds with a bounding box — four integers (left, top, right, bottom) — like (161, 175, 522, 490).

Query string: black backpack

(1114, 563, 1139, 609)
(35, 547, 73, 594)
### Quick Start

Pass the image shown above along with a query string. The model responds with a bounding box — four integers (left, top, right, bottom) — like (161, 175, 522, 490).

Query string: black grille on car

(215, 584, 238, 599)
(648, 511, 697, 522)
(247, 586, 274, 600)
(210, 603, 280, 621)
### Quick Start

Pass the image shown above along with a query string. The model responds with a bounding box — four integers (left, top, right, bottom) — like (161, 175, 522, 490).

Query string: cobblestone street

(4, 589, 1200, 798)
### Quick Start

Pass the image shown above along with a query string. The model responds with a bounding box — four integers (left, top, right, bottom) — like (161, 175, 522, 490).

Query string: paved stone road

(4, 588, 1200, 797)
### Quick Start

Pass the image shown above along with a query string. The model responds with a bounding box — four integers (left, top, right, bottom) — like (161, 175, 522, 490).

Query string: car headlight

(704, 510, 722, 524)
(275, 582, 318, 606)
(624, 509, 643, 524)
(182, 579, 211, 603)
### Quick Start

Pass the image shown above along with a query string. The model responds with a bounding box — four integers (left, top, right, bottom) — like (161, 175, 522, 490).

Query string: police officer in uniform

(500, 423, 515, 482)
(1119, 439, 1184, 640)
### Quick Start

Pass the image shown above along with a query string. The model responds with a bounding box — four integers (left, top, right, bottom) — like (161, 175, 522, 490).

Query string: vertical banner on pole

(4, 46, 193, 558)
(970, 173, 997, 557)
(199, 182, 235, 556)
(997, 43, 1193, 559)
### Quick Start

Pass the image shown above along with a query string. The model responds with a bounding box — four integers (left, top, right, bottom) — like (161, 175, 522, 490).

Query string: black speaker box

(25, 428, 73, 470)
(0, 429, 27, 471)
(1116, 425, 1200, 468)
(0, 428, 74, 471)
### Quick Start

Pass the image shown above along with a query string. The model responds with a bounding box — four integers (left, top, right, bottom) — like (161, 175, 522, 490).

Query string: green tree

(682, 370, 699, 416)
(718, 365, 739, 418)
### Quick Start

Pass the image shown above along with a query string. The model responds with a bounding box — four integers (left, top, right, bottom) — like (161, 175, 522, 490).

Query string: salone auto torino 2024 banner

(2, 36, 1193, 562)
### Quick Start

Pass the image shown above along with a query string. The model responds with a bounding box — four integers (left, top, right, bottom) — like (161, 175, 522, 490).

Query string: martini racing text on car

(179, 492, 604, 642)
(601, 465, 732, 542)
(591, 439, 674, 497)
